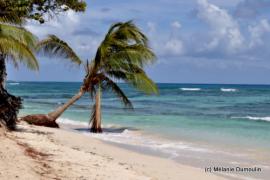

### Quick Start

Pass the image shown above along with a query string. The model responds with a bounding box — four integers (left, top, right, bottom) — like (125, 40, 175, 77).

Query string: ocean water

(7, 82, 270, 177)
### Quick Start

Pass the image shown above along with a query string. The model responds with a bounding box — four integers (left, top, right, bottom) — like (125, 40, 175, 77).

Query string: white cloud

(24, 0, 270, 68)
(164, 21, 184, 56)
(171, 21, 181, 29)
(158, 21, 185, 57)
(249, 19, 270, 48)
(26, 10, 80, 38)
(25, 10, 102, 60)
(164, 39, 185, 56)
(196, 0, 244, 53)
(66, 10, 80, 24)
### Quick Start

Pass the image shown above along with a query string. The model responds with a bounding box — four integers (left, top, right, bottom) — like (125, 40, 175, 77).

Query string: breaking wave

(58, 118, 89, 126)
(231, 116, 270, 122)
(221, 88, 237, 92)
(8, 82, 20, 85)
(180, 88, 201, 91)
(57, 117, 212, 159)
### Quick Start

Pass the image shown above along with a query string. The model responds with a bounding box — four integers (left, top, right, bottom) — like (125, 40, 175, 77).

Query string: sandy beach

(0, 122, 227, 180)
(1, 0, 270, 180)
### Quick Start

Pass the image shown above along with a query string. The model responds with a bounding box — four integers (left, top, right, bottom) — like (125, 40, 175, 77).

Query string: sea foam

(86, 128, 212, 159)
(53, 118, 220, 160)
(180, 88, 201, 91)
(8, 82, 20, 85)
(232, 116, 270, 122)
(58, 118, 89, 126)
(221, 88, 237, 92)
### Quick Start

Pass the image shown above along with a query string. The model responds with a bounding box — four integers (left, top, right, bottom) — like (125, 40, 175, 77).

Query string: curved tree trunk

(90, 85, 102, 133)
(0, 54, 22, 130)
(48, 90, 84, 120)
(21, 90, 84, 128)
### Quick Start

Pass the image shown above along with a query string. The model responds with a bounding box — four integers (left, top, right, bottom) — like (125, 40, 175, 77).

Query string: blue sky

(7, 0, 270, 84)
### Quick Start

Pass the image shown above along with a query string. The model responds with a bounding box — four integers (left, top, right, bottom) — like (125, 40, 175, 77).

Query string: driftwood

(21, 114, 59, 128)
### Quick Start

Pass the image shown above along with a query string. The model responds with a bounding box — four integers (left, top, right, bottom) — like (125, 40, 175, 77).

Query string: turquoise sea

(7, 82, 270, 178)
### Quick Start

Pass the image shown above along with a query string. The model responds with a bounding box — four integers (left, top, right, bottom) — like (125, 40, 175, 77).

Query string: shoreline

(0, 123, 227, 180)
(60, 121, 270, 178)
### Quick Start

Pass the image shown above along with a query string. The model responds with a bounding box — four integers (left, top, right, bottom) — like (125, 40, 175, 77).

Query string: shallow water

(8, 82, 270, 178)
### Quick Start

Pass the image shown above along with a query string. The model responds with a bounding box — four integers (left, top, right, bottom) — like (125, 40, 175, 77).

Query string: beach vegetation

(0, 23, 38, 129)
(0, 0, 86, 24)
(0, 0, 86, 130)
(84, 21, 158, 132)
(21, 21, 158, 133)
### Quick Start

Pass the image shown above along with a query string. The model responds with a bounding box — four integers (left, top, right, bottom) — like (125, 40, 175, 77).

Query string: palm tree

(0, 2, 85, 130)
(21, 35, 84, 127)
(0, 23, 39, 130)
(47, 21, 158, 132)
(84, 21, 158, 132)
(38, 35, 84, 122)
(0, 26, 82, 129)
(21, 21, 158, 133)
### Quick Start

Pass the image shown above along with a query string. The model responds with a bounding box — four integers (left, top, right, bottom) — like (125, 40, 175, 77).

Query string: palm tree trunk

(48, 90, 84, 120)
(21, 89, 84, 128)
(0, 55, 7, 88)
(90, 85, 102, 133)
(0, 54, 22, 130)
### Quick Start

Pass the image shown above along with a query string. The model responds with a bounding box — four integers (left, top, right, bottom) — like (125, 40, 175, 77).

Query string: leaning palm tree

(21, 21, 158, 133)
(20, 34, 83, 127)
(0, 23, 39, 130)
(84, 21, 158, 132)
(47, 21, 158, 132)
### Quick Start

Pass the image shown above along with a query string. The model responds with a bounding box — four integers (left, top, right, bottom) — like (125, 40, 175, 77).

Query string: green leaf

(37, 35, 82, 65)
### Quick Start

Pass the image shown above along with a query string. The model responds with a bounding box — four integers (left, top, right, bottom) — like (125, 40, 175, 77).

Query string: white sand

(0, 123, 227, 180)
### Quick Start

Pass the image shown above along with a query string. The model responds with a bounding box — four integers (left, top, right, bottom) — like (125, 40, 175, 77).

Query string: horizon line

(7, 80, 270, 86)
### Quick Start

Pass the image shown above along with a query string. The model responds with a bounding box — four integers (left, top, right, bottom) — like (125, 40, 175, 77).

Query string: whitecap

(8, 82, 20, 85)
(231, 116, 270, 122)
(221, 88, 237, 92)
(180, 88, 201, 91)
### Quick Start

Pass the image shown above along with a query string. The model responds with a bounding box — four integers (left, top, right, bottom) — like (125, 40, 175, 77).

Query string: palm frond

(107, 21, 148, 45)
(105, 22, 123, 39)
(0, 16, 24, 25)
(118, 44, 156, 66)
(0, 34, 39, 70)
(94, 21, 155, 71)
(0, 23, 37, 49)
(0, 10, 25, 25)
(127, 71, 159, 95)
(37, 35, 82, 65)
(100, 75, 133, 108)
(105, 70, 128, 80)
(103, 48, 155, 72)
